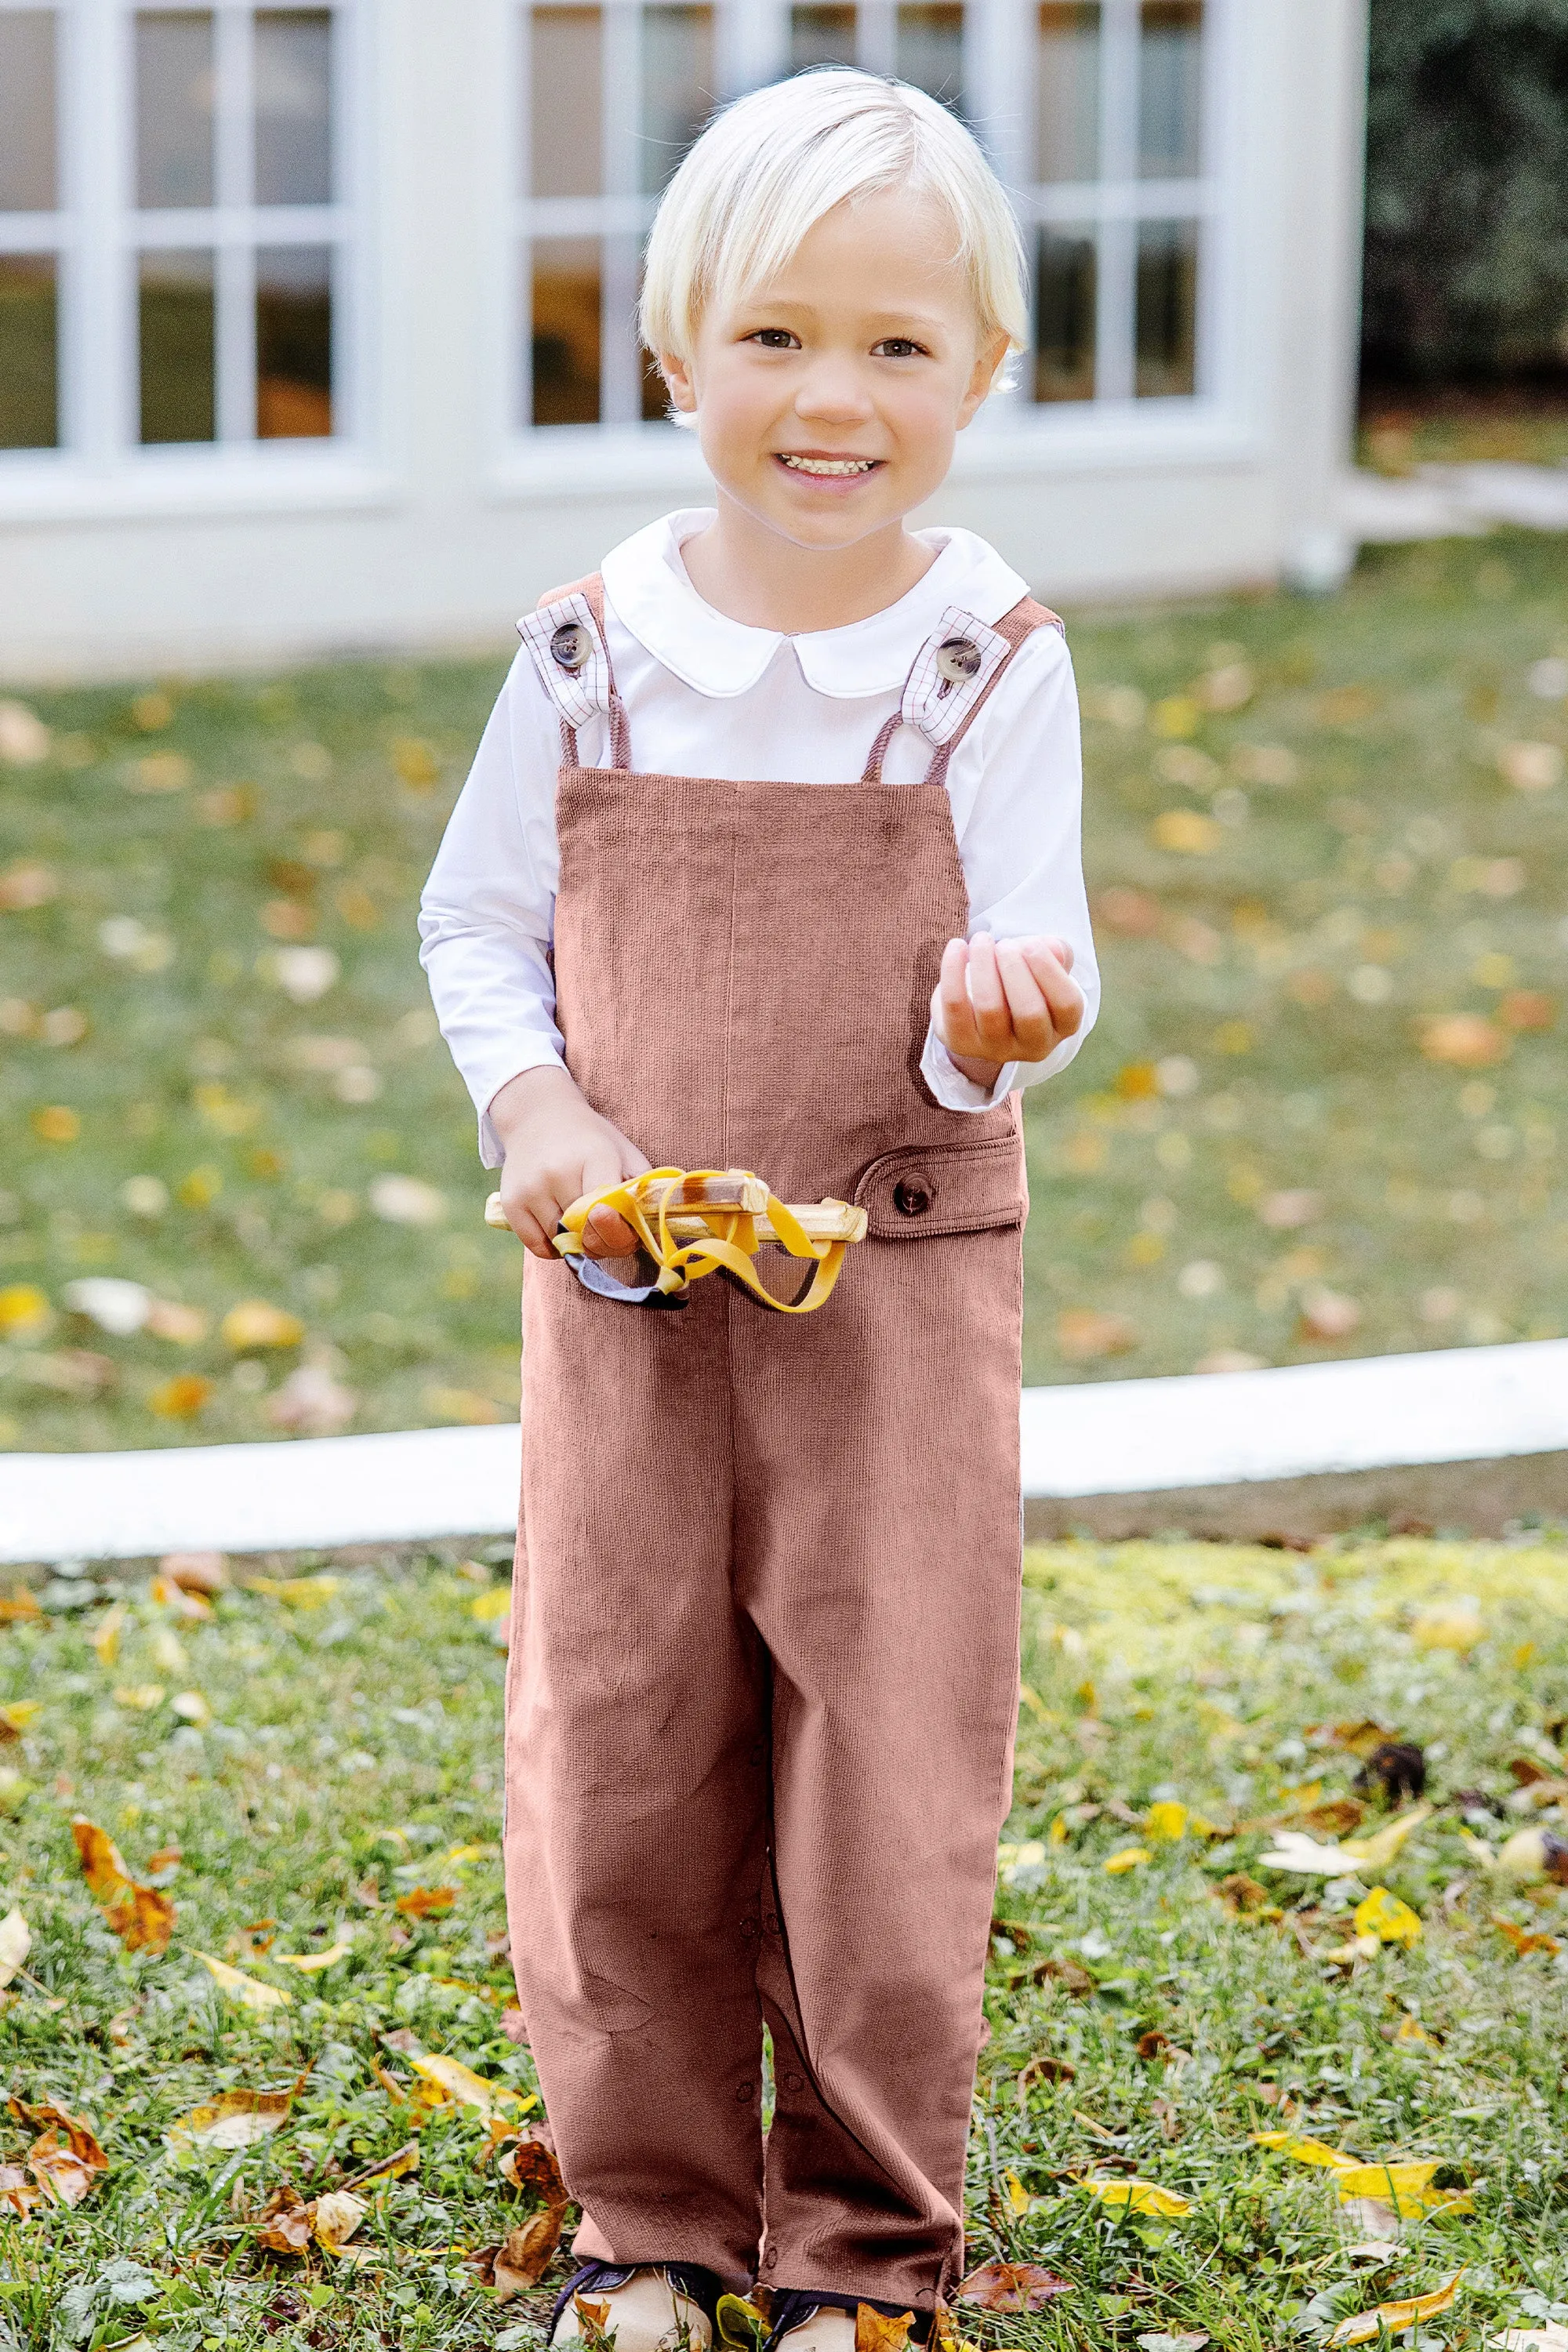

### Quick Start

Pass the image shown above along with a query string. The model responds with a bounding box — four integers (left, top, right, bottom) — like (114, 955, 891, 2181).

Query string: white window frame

(0, 0, 380, 517)
(498, 0, 1243, 494)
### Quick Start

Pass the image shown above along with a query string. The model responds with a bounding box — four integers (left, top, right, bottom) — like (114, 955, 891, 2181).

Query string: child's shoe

(768, 2313, 858, 2352)
(551, 2263, 715, 2352)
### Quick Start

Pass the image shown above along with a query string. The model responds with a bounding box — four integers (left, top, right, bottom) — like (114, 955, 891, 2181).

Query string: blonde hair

(640, 69, 1029, 390)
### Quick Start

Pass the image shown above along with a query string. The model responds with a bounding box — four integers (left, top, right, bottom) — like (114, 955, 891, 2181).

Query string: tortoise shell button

(550, 622, 592, 672)
(893, 1174, 933, 1218)
(935, 636, 982, 684)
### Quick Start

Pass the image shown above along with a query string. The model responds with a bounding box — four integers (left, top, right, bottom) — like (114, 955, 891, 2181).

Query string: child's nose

(792, 358, 876, 422)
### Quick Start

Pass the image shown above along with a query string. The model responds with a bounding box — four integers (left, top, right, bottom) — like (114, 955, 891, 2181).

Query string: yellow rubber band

(557, 1169, 855, 1314)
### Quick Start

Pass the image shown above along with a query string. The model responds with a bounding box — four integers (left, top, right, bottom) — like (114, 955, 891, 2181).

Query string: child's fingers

(577, 1146, 642, 1258)
(993, 939, 1052, 1060)
(963, 933, 1020, 1061)
(502, 1192, 560, 1259)
(1017, 937, 1087, 1042)
(934, 937, 979, 1060)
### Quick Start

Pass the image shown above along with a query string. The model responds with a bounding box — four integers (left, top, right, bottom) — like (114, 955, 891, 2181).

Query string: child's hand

(932, 932, 1085, 1087)
(488, 1065, 651, 1261)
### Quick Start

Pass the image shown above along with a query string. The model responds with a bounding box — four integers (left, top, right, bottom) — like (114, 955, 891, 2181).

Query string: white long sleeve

(419, 511, 1098, 1166)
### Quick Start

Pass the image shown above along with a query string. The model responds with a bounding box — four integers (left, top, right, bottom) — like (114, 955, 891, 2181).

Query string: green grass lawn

(2, 528, 1568, 1448)
(1, 1537, 1564, 2350)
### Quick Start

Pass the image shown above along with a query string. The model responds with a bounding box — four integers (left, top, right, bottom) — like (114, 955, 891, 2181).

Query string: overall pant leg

(503, 1267, 770, 2285)
(733, 1231, 1024, 2311)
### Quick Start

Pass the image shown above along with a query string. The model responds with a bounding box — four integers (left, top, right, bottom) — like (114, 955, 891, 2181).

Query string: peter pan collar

(599, 507, 1032, 700)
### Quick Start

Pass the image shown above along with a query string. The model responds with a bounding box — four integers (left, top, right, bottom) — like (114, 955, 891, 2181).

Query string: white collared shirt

(419, 509, 1099, 1166)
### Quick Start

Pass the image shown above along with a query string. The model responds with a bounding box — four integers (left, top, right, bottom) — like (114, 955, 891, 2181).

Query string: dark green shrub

(1364, 0, 1568, 382)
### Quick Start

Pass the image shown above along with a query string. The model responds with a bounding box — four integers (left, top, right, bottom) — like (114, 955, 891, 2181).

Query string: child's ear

(659, 349, 699, 416)
(956, 328, 1011, 427)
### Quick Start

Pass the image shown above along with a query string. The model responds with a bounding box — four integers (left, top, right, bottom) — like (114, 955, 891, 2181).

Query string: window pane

(1135, 217, 1196, 396)
(1034, 227, 1094, 402)
(0, 256, 58, 447)
(895, 4, 963, 111)
(255, 10, 332, 205)
(258, 245, 332, 436)
(532, 237, 601, 424)
(641, 5, 713, 195)
(790, 5, 856, 70)
(1139, 0, 1202, 178)
(529, 8, 602, 200)
(136, 13, 216, 209)
(1036, 3, 1098, 183)
(139, 249, 216, 441)
(0, 13, 57, 211)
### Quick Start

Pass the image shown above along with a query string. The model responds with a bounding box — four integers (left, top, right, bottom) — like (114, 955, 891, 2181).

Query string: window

(0, 8, 63, 449)
(513, 0, 1217, 433)
(0, 0, 354, 466)
(1025, 0, 1210, 404)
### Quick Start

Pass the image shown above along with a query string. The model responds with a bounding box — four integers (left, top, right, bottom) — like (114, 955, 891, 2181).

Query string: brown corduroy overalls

(503, 575, 1062, 2317)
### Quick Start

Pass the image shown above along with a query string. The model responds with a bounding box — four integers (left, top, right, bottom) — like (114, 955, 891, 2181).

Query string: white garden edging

(4, 1339, 1567, 1565)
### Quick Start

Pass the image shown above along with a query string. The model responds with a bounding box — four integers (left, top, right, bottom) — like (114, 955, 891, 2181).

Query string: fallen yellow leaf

(271, 1940, 353, 1973)
(1004, 2169, 1032, 2216)
(168, 2082, 301, 2151)
(312, 2188, 367, 2252)
(1083, 2178, 1192, 2216)
(1251, 2133, 1356, 2170)
(114, 1685, 165, 1712)
(1344, 1804, 1432, 1874)
(1411, 1602, 1483, 1653)
(0, 1908, 30, 1990)
(221, 1299, 306, 1349)
(193, 1951, 292, 2010)
(72, 1819, 176, 1954)
(0, 1701, 41, 1733)
(1145, 1802, 1189, 1842)
(246, 1574, 341, 1608)
(1333, 2162, 1461, 2219)
(1104, 1846, 1152, 1875)
(407, 2050, 524, 2119)
(92, 1602, 126, 1666)
(470, 1588, 510, 1621)
(1327, 2270, 1465, 2347)
(1355, 1887, 1422, 1948)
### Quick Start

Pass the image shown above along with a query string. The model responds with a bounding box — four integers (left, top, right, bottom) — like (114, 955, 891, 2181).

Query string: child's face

(661, 186, 1007, 554)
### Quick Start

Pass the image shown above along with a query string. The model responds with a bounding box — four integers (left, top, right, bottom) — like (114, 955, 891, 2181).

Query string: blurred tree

(1364, 0, 1568, 383)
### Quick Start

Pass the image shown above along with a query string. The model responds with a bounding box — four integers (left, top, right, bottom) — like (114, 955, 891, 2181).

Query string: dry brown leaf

(495, 2128, 568, 2208)
(312, 2189, 367, 2253)
(957, 2260, 1073, 2313)
(14, 2100, 109, 2208)
(341, 2140, 419, 2192)
(0, 2161, 38, 2215)
(169, 2074, 306, 2151)
(856, 2307, 916, 2352)
(71, 1817, 175, 1953)
(1029, 1955, 1094, 1995)
(1219, 1873, 1277, 1918)
(1015, 2053, 1076, 2103)
(394, 1886, 456, 1918)
(1492, 1912, 1562, 1957)
(254, 2181, 314, 2254)
(1301, 1799, 1366, 1837)
(480, 2210, 563, 2299)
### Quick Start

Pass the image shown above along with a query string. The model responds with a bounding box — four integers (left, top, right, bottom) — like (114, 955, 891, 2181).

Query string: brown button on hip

(503, 576, 1059, 2312)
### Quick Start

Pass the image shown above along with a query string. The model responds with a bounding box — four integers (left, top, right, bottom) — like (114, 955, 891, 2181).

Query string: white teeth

(779, 455, 876, 476)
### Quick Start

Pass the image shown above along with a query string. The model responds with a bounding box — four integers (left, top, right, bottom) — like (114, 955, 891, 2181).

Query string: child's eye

(874, 337, 929, 359)
(747, 328, 800, 350)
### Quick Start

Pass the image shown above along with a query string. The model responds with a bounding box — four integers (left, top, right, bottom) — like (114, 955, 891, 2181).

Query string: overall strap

(517, 572, 633, 771)
(861, 595, 1065, 787)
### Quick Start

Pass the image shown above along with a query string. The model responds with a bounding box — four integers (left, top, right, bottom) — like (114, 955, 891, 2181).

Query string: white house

(0, 0, 1369, 680)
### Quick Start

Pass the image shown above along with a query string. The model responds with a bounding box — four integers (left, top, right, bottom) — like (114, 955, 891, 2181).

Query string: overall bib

(503, 575, 1061, 2314)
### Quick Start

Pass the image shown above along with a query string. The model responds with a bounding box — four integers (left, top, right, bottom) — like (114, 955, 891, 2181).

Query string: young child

(419, 66, 1098, 2352)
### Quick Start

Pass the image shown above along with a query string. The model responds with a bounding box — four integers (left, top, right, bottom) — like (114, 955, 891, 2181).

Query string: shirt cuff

(478, 1044, 568, 1167)
(920, 1027, 1019, 1112)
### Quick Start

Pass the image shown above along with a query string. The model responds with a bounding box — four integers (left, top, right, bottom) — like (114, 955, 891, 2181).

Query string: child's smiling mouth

(775, 451, 883, 477)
